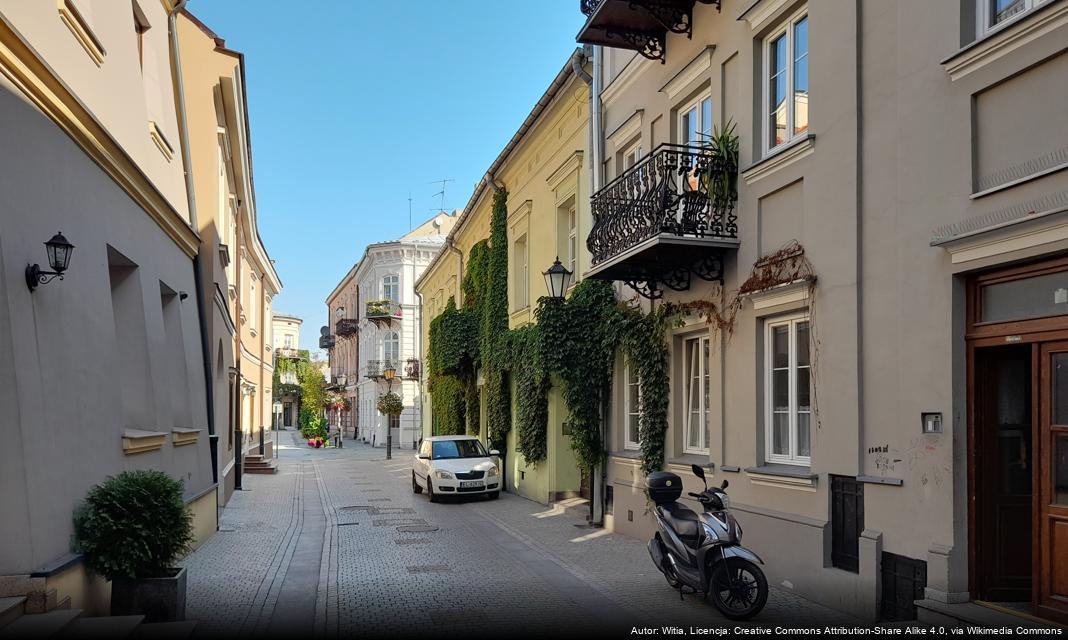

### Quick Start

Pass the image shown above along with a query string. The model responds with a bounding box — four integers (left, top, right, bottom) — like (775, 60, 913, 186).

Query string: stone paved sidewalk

(182, 430, 863, 638)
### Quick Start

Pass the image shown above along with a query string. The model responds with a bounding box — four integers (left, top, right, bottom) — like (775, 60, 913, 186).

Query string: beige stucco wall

(594, 0, 1068, 619)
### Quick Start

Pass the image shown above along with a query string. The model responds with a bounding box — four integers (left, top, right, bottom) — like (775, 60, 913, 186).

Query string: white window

(249, 276, 257, 330)
(513, 235, 529, 310)
(623, 140, 643, 170)
(284, 334, 293, 348)
(567, 205, 578, 275)
(382, 274, 399, 303)
(624, 360, 641, 450)
(683, 335, 711, 454)
(765, 315, 811, 465)
(763, 8, 809, 152)
(977, 0, 1047, 36)
(680, 95, 713, 147)
(383, 331, 399, 364)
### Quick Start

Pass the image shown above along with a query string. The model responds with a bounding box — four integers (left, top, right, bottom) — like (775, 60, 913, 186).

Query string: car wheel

(427, 479, 438, 503)
(412, 472, 423, 494)
(488, 491, 500, 500)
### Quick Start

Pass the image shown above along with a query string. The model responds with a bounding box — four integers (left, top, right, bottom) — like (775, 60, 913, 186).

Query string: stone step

(243, 454, 264, 462)
(63, 615, 144, 639)
(915, 599, 1060, 629)
(243, 461, 278, 475)
(130, 621, 197, 640)
(0, 597, 25, 628)
(0, 608, 81, 638)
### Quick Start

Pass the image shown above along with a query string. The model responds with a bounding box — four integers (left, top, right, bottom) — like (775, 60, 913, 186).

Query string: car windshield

(431, 439, 488, 460)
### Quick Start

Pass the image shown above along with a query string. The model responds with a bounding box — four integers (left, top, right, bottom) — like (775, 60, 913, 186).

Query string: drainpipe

(582, 44, 610, 527)
(415, 289, 426, 446)
(168, 0, 220, 486)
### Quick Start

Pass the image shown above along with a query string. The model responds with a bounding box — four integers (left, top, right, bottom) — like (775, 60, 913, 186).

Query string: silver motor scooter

(646, 464, 768, 620)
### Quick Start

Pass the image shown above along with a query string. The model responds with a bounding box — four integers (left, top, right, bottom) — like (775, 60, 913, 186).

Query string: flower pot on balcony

(111, 567, 187, 622)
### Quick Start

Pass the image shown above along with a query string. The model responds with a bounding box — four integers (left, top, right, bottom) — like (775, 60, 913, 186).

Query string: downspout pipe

(587, 45, 609, 527)
(169, 1, 220, 485)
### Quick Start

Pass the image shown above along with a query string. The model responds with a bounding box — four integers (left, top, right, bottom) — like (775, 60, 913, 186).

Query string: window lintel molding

(660, 45, 716, 101)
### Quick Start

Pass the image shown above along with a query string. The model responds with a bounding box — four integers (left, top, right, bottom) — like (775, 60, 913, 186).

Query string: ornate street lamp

(382, 365, 397, 460)
(26, 232, 75, 291)
(543, 256, 573, 300)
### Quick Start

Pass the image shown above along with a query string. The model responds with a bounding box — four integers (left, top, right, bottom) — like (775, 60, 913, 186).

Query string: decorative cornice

(0, 16, 199, 257)
(601, 52, 646, 106)
(660, 45, 715, 100)
(737, 0, 794, 32)
(546, 150, 584, 190)
(606, 109, 643, 146)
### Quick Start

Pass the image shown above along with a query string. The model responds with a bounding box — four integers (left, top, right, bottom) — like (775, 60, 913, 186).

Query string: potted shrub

(73, 470, 193, 622)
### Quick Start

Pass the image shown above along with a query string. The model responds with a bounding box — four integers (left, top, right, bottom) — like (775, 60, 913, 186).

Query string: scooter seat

(659, 503, 701, 542)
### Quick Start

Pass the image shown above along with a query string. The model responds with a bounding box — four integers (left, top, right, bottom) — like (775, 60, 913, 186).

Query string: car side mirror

(489, 449, 500, 457)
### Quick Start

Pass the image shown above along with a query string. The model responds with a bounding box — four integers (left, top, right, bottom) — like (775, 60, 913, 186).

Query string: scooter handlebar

(687, 492, 703, 499)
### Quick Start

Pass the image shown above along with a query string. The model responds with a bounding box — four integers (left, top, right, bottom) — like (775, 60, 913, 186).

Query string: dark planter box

(111, 567, 186, 622)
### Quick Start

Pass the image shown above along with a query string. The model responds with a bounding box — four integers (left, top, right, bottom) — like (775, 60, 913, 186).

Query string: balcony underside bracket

(638, 1, 694, 36)
(619, 252, 724, 300)
(604, 27, 666, 62)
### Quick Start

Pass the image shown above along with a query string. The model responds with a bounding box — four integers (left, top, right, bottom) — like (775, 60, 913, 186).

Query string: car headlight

(434, 470, 454, 480)
(486, 466, 499, 477)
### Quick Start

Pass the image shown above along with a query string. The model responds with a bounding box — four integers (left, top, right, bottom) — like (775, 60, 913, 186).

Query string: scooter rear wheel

(707, 558, 768, 620)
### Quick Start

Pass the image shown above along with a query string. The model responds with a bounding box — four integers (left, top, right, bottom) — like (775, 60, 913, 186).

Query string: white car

(412, 436, 501, 501)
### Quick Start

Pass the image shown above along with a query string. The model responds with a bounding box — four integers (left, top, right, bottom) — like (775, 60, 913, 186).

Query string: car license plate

(459, 481, 484, 488)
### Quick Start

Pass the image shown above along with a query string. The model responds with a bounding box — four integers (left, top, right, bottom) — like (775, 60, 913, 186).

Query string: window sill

(171, 428, 202, 447)
(123, 429, 167, 455)
(941, 0, 1068, 81)
(744, 464, 817, 491)
(740, 134, 815, 185)
(667, 454, 713, 471)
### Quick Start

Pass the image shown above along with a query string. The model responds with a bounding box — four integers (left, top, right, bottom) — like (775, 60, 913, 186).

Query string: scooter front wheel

(707, 558, 768, 620)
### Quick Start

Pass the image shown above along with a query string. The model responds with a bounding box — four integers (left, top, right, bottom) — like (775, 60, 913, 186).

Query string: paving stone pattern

(182, 431, 861, 638)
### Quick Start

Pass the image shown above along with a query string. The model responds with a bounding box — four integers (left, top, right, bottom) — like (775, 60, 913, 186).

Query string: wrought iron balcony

(335, 318, 359, 338)
(365, 359, 400, 380)
(319, 334, 335, 350)
(365, 300, 401, 327)
(275, 347, 300, 359)
(404, 358, 421, 381)
(586, 143, 738, 299)
(577, 0, 720, 63)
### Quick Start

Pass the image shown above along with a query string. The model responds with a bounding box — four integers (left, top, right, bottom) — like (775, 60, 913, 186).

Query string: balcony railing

(365, 300, 401, 326)
(365, 359, 401, 380)
(335, 318, 359, 337)
(577, 0, 720, 63)
(586, 143, 738, 298)
(276, 347, 300, 359)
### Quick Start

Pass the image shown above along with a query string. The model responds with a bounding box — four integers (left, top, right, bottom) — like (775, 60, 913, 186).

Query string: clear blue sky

(188, 1, 586, 353)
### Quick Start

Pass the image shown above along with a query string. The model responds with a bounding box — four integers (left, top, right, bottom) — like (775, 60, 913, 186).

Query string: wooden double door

(970, 259, 1068, 623)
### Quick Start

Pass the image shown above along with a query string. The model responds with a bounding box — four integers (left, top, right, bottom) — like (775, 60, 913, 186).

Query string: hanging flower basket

(377, 392, 403, 416)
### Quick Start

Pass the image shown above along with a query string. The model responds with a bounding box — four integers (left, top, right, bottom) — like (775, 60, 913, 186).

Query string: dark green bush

(73, 470, 193, 580)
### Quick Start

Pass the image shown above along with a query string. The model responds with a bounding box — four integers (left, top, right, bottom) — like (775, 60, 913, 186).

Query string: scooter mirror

(691, 464, 707, 489)
(721, 479, 729, 490)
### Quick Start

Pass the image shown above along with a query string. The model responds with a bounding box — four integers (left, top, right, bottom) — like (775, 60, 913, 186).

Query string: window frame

(567, 205, 578, 276)
(622, 139, 643, 170)
(677, 94, 713, 148)
(976, 0, 1047, 38)
(761, 6, 809, 155)
(382, 330, 399, 364)
(382, 274, 400, 303)
(682, 334, 711, 455)
(764, 313, 812, 466)
(513, 234, 529, 311)
(624, 359, 641, 451)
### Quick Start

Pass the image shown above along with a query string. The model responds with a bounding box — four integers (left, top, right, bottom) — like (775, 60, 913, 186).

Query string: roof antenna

(429, 178, 454, 214)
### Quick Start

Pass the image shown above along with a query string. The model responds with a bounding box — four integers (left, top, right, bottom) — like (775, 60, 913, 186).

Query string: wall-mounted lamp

(26, 232, 75, 292)
(921, 412, 942, 434)
(543, 256, 573, 300)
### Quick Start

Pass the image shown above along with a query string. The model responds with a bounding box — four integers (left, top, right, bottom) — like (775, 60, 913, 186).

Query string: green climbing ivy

(483, 188, 512, 448)
(430, 375, 466, 435)
(428, 297, 477, 378)
(500, 325, 550, 463)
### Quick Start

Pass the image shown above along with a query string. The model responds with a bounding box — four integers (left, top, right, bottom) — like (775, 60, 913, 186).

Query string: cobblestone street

(182, 430, 862, 638)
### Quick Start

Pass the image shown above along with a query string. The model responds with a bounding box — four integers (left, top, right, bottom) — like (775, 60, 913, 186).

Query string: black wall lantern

(26, 232, 75, 291)
(543, 256, 573, 300)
